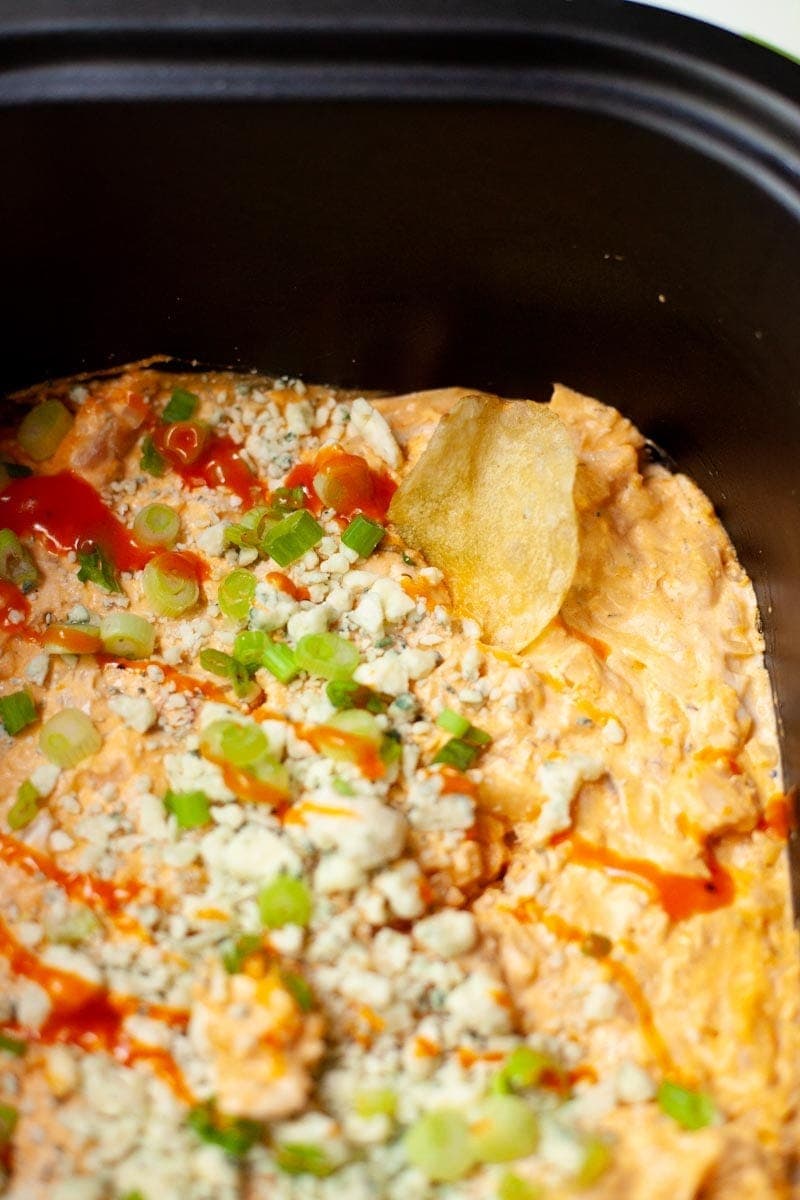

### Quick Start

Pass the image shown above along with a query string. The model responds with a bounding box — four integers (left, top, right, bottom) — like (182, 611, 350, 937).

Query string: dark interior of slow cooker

(1, 99, 798, 858)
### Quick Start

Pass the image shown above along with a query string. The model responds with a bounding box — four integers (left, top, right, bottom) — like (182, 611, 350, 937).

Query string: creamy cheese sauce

(0, 367, 796, 1200)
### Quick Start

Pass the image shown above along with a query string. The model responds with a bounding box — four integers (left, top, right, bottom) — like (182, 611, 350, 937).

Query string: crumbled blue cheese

(25, 651, 50, 685)
(413, 909, 477, 958)
(108, 693, 157, 734)
(165, 752, 235, 803)
(532, 753, 605, 844)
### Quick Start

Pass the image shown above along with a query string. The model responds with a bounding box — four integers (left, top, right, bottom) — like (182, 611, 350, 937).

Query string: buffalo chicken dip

(0, 365, 796, 1200)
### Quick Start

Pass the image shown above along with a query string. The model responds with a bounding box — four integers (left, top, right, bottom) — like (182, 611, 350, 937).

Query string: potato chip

(388, 392, 578, 651)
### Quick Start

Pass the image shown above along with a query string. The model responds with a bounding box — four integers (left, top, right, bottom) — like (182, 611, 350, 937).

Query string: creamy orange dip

(0, 365, 796, 1200)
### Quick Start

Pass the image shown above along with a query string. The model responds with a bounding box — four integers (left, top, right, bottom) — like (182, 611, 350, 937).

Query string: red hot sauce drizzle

(153, 425, 261, 504)
(285, 447, 396, 522)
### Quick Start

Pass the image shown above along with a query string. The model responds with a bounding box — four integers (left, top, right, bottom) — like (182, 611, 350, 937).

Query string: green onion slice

(200, 719, 268, 768)
(217, 569, 256, 623)
(133, 503, 181, 548)
(142, 552, 200, 617)
(325, 679, 386, 712)
(0, 528, 39, 593)
(498, 1173, 541, 1200)
(99, 612, 156, 659)
(162, 387, 199, 423)
(404, 1109, 476, 1182)
(7, 780, 42, 831)
(271, 486, 306, 513)
(327, 708, 382, 745)
(224, 505, 276, 549)
(17, 400, 73, 461)
(280, 970, 315, 1012)
(39, 708, 102, 768)
(0, 1102, 18, 1144)
(164, 790, 211, 829)
(198, 648, 257, 700)
(295, 632, 360, 681)
(260, 638, 300, 685)
(469, 1094, 539, 1164)
(274, 1143, 335, 1178)
(187, 1100, 263, 1159)
(258, 875, 312, 929)
(436, 708, 471, 737)
(657, 1081, 718, 1130)
(0, 690, 37, 736)
(354, 1088, 397, 1119)
(0, 1032, 26, 1057)
(222, 933, 263, 974)
(261, 509, 323, 567)
(232, 629, 268, 668)
(140, 434, 167, 477)
(76, 544, 121, 593)
(433, 737, 479, 771)
(491, 1046, 551, 1095)
(341, 514, 385, 557)
(575, 1134, 613, 1186)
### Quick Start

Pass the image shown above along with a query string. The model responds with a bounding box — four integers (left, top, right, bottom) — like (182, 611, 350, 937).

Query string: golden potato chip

(388, 393, 578, 651)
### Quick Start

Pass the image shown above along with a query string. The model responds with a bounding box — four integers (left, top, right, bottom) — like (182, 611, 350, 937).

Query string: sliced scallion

(39, 708, 102, 768)
(0, 528, 39, 593)
(575, 1134, 613, 1186)
(217, 569, 256, 623)
(164, 790, 211, 829)
(140, 434, 167, 477)
(280, 970, 314, 1013)
(162, 387, 199, 423)
(0, 690, 37, 736)
(327, 708, 382, 745)
(76, 544, 121, 593)
(491, 1046, 551, 1095)
(232, 629, 268, 668)
(260, 638, 300, 685)
(271, 486, 306, 513)
(187, 1100, 263, 1159)
(657, 1081, 718, 1130)
(433, 737, 479, 771)
(468, 1094, 539, 1164)
(133, 503, 181, 548)
(222, 933, 263, 974)
(17, 400, 73, 461)
(295, 632, 359, 681)
(0, 1032, 26, 1057)
(99, 612, 156, 659)
(200, 719, 268, 768)
(498, 1173, 541, 1200)
(261, 509, 323, 567)
(0, 1102, 18, 1144)
(258, 875, 312, 929)
(341, 514, 385, 557)
(7, 780, 42, 830)
(198, 648, 257, 699)
(224, 505, 275, 549)
(326, 679, 386, 713)
(274, 1142, 334, 1178)
(142, 552, 200, 617)
(404, 1109, 476, 1182)
(436, 708, 471, 737)
(42, 622, 102, 656)
(251, 754, 291, 799)
(354, 1088, 397, 1119)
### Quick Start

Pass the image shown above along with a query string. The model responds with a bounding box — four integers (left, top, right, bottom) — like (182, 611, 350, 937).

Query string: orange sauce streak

(166, 432, 261, 503)
(99, 657, 230, 702)
(159, 548, 210, 583)
(693, 746, 743, 775)
(213, 758, 289, 807)
(564, 835, 735, 922)
(285, 447, 396, 522)
(437, 767, 479, 797)
(300, 724, 385, 781)
(0, 832, 143, 917)
(43, 626, 103, 654)
(555, 615, 610, 660)
(509, 896, 674, 1074)
(414, 1035, 441, 1058)
(283, 800, 358, 826)
(457, 1047, 505, 1068)
(265, 571, 311, 602)
(757, 793, 792, 840)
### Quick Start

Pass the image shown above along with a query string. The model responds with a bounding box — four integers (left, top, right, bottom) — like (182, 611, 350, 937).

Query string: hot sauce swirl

(285, 447, 396, 522)
(154, 427, 260, 503)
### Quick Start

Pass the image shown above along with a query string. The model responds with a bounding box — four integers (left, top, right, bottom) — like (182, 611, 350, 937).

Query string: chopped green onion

(271, 486, 306, 513)
(164, 790, 211, 829)
(260, 638, 300, 685)
(380, 731, 403, 766)
(39, 708, 102, 768)
(0, 528, 39, 593)
(187, 1100, 263, 1159)
(1, 461, 32, 479)
(100, 612, 156, 659)
(133, 503, 181, 548)
(217, 569, 256, 623)
(46, 905, 102, 945)
(465, 724, 492, 746)
(436, 708, 471, 737)
(327, 708, 382, 745)
(224, 505, 276, 549)
(162, 387, 199, 423)
(7, 780, 42, 830)
(200, 719, 268, 768)
(354, 1087, 397, 1118)
(492, 1046, 551, 1095)
(275, 1142, 334, 1178)
(469, 1095, 539, 1164)
(657, 1081, 718, 1130)
(143, 552, 200, 617)
(433, 737, 479, 771)
(295, 632, 360, 681)
(0, 1032, 26, 1057)
(404, 1109, 476, 1182)
(575, 1134, 613, 1186)
(0, 1102, 18, 1144)
(222, 933, 263, 974)
(280, 970, 314, 1012)
(0, 690, 37, 736)
(233, 629, 268, 668)
(498, 1173, 541, 1200)
(42, 622, 102, 655)
(261, 509, 323, 567)
(326, 679, 385, 713)
(332, 776, 356, 796)
(140, 434, 166, 476)
(76, 545, 121, 593)
(198, 648, 257, 699)
(119, 1192, 146, 1200)
(250, 754, 291, 798)
(17, 400, 73, 461)
(258, 875, 312, 929)
(341, 514, 385, 557)
(580, 932, 612, 959)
